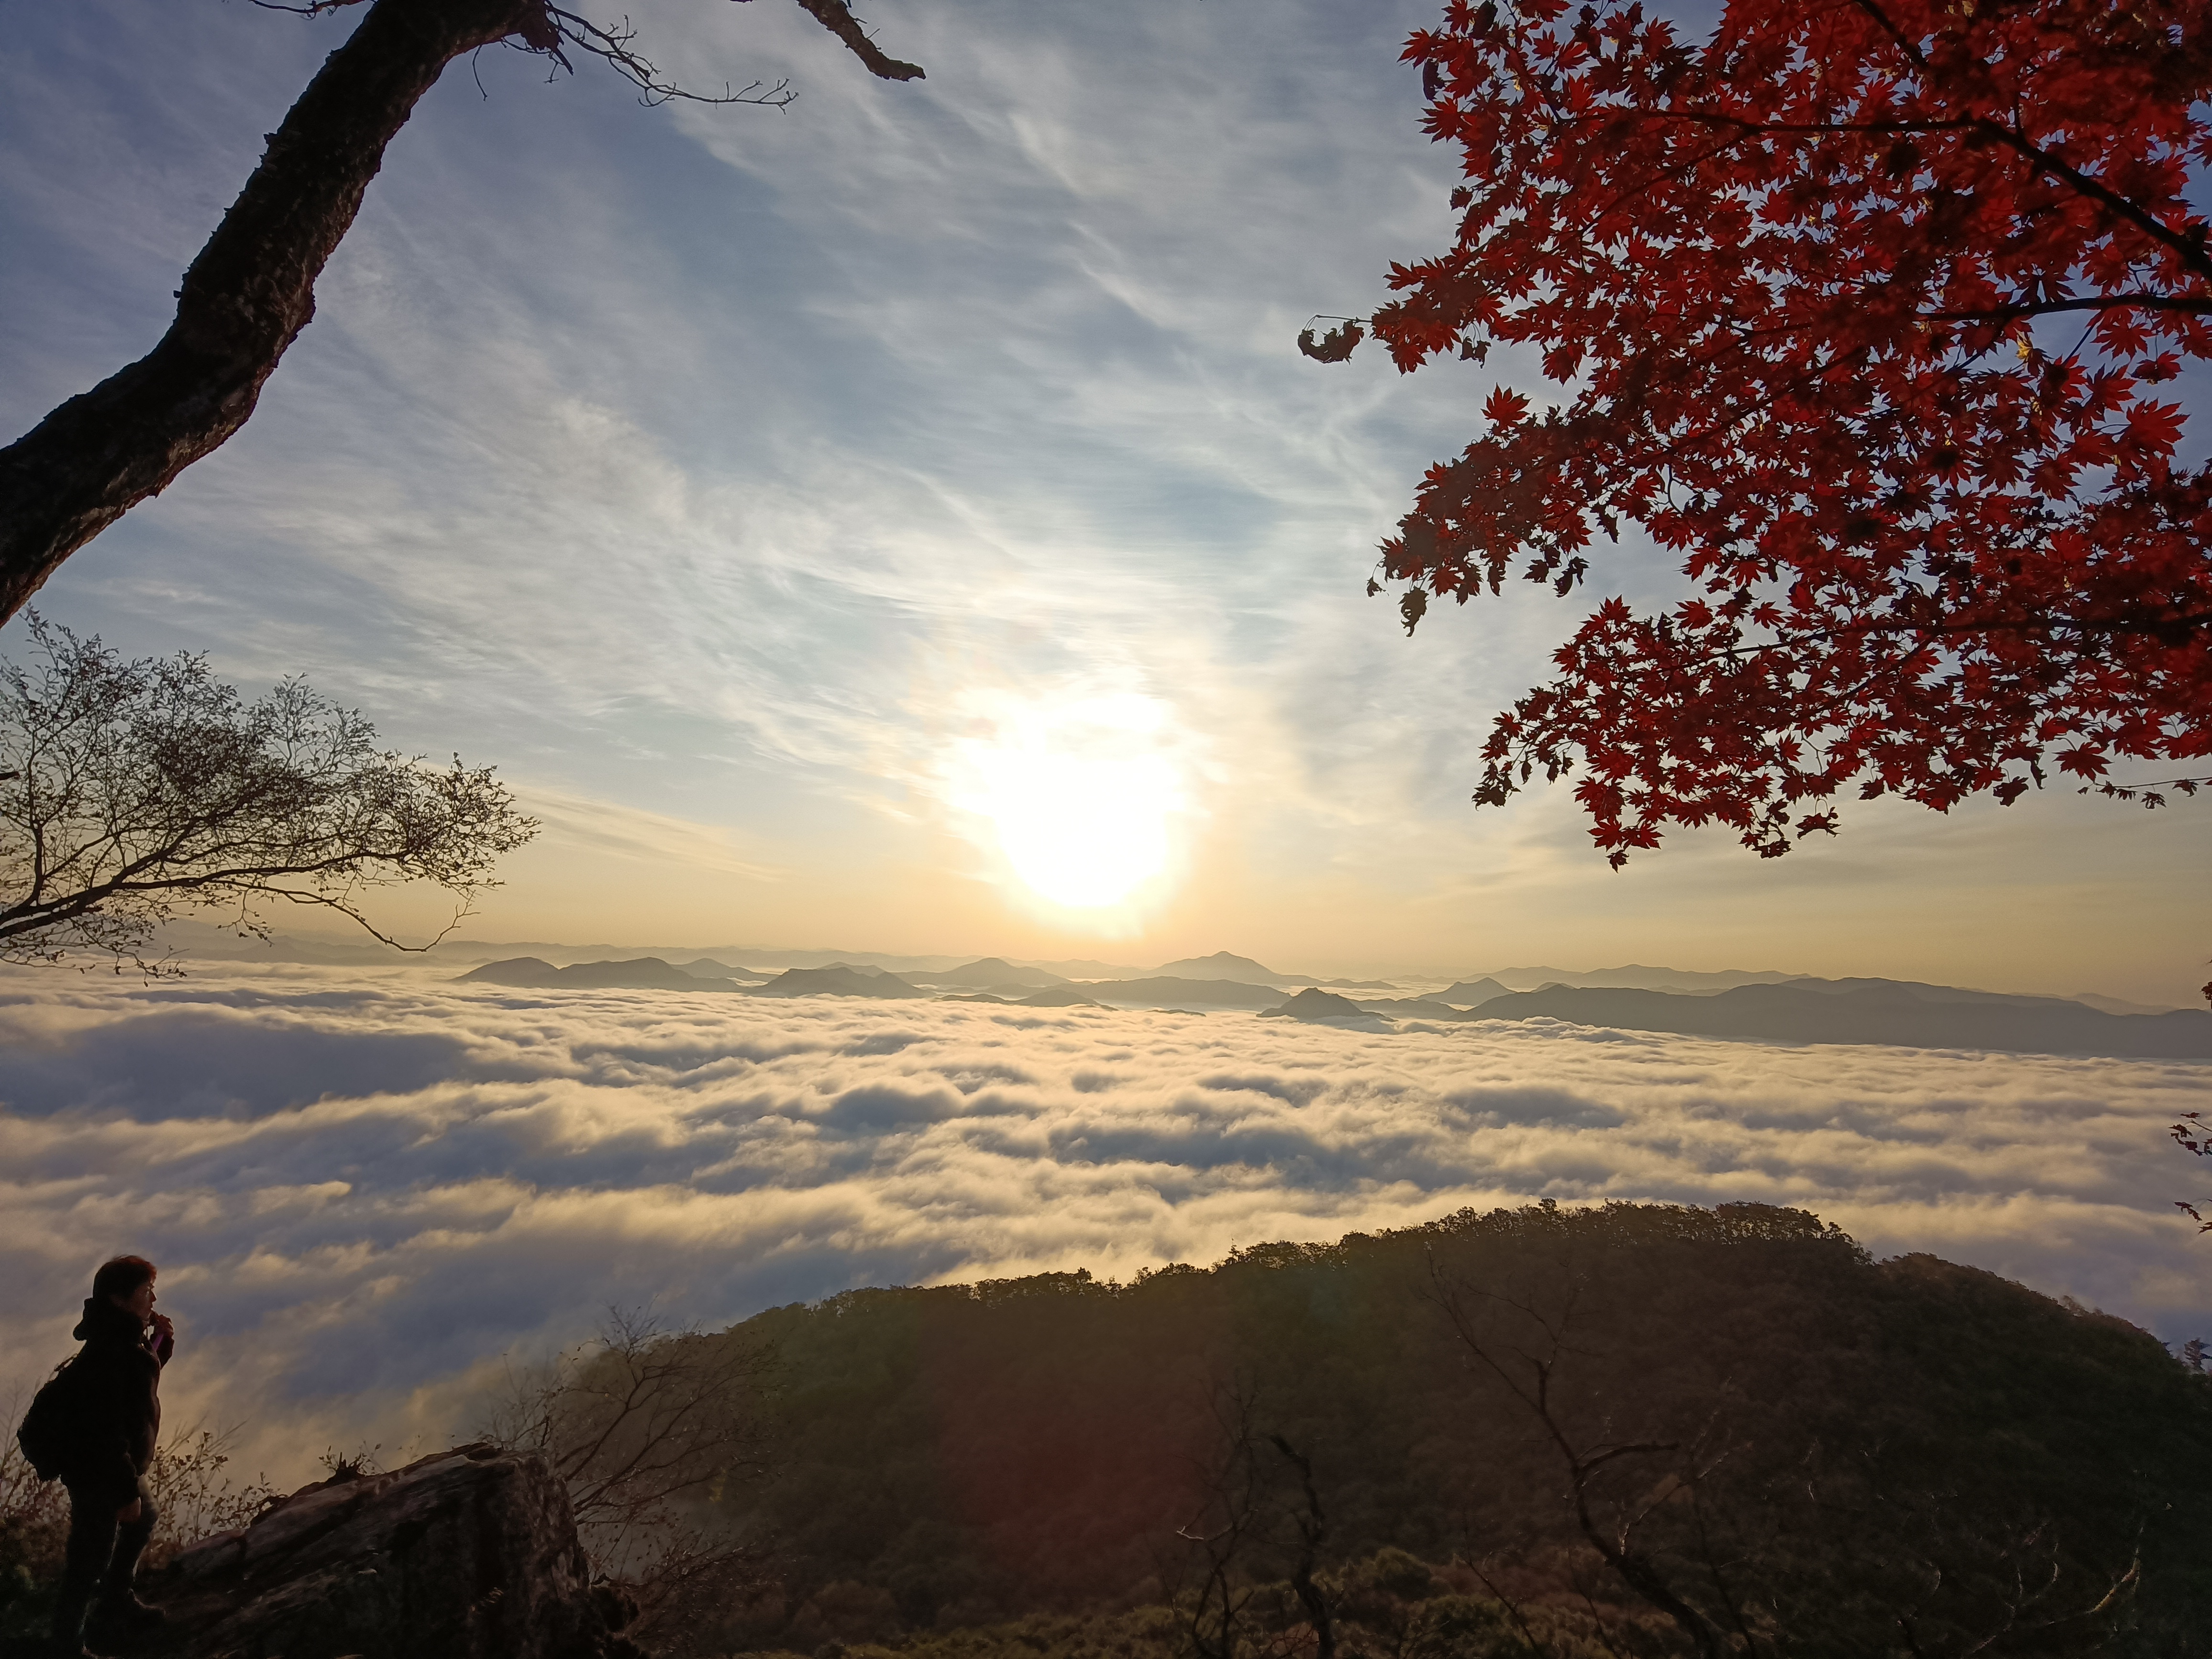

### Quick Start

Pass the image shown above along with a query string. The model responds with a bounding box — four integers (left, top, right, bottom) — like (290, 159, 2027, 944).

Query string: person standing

(45, 1255, 173, 1658)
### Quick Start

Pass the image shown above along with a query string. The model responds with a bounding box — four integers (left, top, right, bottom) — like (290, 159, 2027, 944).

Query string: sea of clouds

(4, 964, 2208, 1484)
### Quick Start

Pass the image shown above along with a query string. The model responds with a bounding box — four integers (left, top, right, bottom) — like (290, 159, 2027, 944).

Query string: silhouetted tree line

(8, 1203, 2204, 1656)
(688, 1203, 2209, 1659)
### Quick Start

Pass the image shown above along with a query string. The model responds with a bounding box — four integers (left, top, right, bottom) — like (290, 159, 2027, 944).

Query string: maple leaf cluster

(1366, 0, 2212, 873)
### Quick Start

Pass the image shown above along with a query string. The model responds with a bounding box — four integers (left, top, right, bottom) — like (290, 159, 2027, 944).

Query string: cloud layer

(4, 965, 2205, 1483)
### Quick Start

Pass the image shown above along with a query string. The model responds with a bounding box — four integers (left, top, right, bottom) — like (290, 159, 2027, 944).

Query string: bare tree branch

(545, 9, 796, 107)
(0, 0, 924, 620)
(479, 1308, 778, 1647)
(0, 613, 537, 971)
(1425, 1248, 1724, 1658)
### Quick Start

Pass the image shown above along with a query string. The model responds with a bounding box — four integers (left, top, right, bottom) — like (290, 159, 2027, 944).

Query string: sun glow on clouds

(940, 690, 1196, 926)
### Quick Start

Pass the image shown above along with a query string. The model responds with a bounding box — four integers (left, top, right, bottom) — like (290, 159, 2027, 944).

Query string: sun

(948, 693, 1190, 915)
(981, 747, 1177, 910)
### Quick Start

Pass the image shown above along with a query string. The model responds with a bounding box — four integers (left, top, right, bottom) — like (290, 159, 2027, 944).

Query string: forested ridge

(6, 1202, 2204, 1657)
(692, 1203, 2211, 1658)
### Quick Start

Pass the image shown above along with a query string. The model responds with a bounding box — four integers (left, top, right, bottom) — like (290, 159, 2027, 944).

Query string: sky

(0, 0, 2206, 1001)
(4, 965, 2205, 1487)
(4, 3, 2211, 1501)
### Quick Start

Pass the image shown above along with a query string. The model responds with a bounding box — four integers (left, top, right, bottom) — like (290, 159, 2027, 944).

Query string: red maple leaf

(1356, 0, 2212, 997)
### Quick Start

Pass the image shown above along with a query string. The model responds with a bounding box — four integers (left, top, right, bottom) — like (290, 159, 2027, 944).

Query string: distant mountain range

(1148, 951, 1393, 990)
(166, 923, 2209, 1060)
(1453, 980, 2212, 1060)
(1264, 988, 1477, 1024)
(748, 964, 932, 1000)
(1479, 964, 1800, 994)
(459, 957, 749, 991)
(1434, 977, 1514, 1006)
(908, 958, 1071, 989)
(461, 958, 957, 1003)
(1254, 974, 2212, 1058)
(1260, 988, 1386, 1023)
(941, 986, 1105, 1009)
(1151, 952, 1296, 987)
(1082, 976, 1287, 1011)
(677, 957, 769, 983)
(452, 959, 1336, 1015)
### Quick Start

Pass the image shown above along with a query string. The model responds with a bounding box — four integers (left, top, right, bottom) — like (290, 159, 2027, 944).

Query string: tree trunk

(0, 0, 544, 622)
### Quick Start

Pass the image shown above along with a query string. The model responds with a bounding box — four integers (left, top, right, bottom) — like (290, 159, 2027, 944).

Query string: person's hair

(91, 1255, 157, 1303)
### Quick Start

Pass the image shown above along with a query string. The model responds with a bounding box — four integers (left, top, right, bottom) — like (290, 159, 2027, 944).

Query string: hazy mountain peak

(923, 958, 1071, 989)
(676, 957, 763, 981)
(750, 964, 927, 1000)
(1151, 951, 1282, 984)
(1471, 980, 2212, 1059)
(1435, 977, 1513, 1006)
(1260, 987, 1371, 1021)
(458, 956, 559, 986)
(1482, 964, 1799, 993)
(458, 957, 737, 992)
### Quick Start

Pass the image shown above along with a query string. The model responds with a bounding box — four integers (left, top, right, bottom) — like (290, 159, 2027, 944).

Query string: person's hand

(150, 1312, 175, 1345)
(117, 1498, 142, 1523)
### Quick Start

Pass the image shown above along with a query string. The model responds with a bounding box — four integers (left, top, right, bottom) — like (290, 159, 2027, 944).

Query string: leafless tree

(1, 612, 537, 971)
(480, 1310, 778, 1644)
(1164, 1383, 1277, 1659)
(1425, 1255, 1738, 1659)
(0, 0, 924, 622)
(1424, 1244, 2152, 1658)
(1267, 1433, 1338, 1659)
(1162, 1383, 1345, 1659)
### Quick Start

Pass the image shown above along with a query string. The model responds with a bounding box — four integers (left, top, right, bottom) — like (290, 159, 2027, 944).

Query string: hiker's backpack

(15, 1358, 90, 1482)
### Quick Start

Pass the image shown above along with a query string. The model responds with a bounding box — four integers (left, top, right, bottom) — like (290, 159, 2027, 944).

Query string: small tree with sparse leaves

(1, 613, 537, 972)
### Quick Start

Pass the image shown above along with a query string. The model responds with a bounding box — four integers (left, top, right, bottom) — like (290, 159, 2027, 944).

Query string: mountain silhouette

(1261, 987, 1382, 1022)
(940, 985, 1104, 1008)
(1007, 985, 1103, 1007)
(1149, 951, 1286, 986)
(676, 957, 766, 981)
(748, 964, 929, 999)
(458, 957, 737, 991)
(1435, 977, 1514, 1006)
(1479, 964, 1796, 993)
(1084, 976, 1286, 1010)
(918, 958, 1070, 988)
(1470, 979, 2212, 1058)
(1338, 996, 1470, 1019)
(457, 957, 562, 987)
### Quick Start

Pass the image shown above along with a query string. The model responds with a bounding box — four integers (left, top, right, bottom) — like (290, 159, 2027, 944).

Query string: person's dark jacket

(62, 1297, 168, 1507)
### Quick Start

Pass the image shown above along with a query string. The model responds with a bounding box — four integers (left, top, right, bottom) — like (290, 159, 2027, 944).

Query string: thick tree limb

(0, 0, 922, 623)
(0, 0, 544, 621)
(788, 0, 926, 82)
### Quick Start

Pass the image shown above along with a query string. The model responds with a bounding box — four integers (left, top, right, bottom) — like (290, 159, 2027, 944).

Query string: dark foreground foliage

(698, 1203, 2210, 1659)
(3, 1203, 2203, 1657)
(0, 1425, 276, 1645)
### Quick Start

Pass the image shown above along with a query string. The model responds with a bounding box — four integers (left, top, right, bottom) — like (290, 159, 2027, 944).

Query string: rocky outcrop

(138, 1442, 643, 1659)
